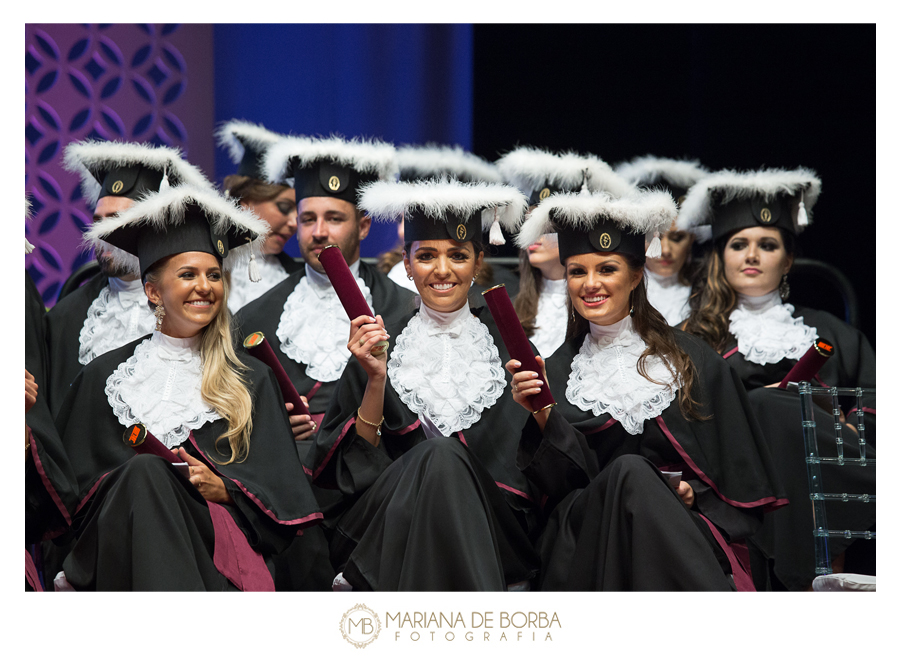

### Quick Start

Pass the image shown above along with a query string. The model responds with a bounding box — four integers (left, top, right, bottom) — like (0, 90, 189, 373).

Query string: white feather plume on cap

(676, 167, 822, 239)
(615, 156, 709, 190)
(215, 119, 284, 165)
(25, 195, 35, 254)
(516, 190, 677, 250)
(496, 146, 635, 198)
(396, 144, 502, 183)
(83, 184, 269, 277)
(262, 134, 398, 184)
(358, 179, 527, 234)
(62, 140, 212, 206)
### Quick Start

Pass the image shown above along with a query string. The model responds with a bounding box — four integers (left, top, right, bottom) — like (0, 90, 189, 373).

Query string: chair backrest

(789, 258, 859, 328)
(795, 382, 876, 577)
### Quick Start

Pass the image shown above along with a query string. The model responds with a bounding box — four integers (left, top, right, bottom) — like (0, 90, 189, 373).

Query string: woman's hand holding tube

(505, 356, 550, 431)
(676, 481, 695, 508)
(286, 395, 315, 440)
(348, 315, 389, 447)
(175, 447, 233, 505)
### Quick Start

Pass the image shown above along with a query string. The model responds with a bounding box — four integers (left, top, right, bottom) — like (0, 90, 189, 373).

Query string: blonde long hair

(145, 261, 253, 464)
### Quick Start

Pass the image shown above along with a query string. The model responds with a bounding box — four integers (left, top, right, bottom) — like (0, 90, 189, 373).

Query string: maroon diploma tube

(318, 245, 387, 356)
(778, 338, 835, 389)
(243, 332, 310, 416)
(482, 284, 556, 413)
(122, 423, 180, 464)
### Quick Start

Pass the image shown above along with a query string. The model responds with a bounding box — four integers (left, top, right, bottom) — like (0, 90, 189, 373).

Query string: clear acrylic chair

(795, 382, 876, 591)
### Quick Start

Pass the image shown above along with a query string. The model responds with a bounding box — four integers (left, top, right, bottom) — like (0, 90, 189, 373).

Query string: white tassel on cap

(489, 208, 506, 245)
(645, 231, 662, 258)
(158, 167, 171, 193)
(797, 189, 809, 227)
(25, 237, 35, 254)
(247, 238, 261, 282)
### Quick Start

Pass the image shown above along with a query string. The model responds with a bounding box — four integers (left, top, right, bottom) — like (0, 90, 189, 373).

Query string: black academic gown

(42, 272, 109, 417)
(54, 336, 326, 591)
(519, 329, 787, 591)
(722, 306, 876, 591)
(26, 274, 78, 591)
(310, 307, 541, 591)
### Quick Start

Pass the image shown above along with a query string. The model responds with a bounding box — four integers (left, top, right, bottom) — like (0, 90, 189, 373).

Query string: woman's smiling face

(405, 239, 483, 313)
(565, 251, 643, 326)
(145, 251, 224, 338)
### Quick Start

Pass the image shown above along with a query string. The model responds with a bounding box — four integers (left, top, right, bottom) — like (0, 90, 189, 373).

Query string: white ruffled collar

(276, 260, 371, 382)
(729, 290, 817, 365)
(644, 268, 691, 326)
(105, 331, 220, 448)
(227, 253, 290, 313)
(531, 276, 569, 358)
(566, 316, 679, 435)
(78, 276, 156, 365)
(388, 302, 506, 436)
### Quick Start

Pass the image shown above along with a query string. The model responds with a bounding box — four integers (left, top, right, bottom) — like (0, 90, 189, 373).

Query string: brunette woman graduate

(616, 155, 709, 326)
(54, 185, 323, 590)
(497, 146, 635, 357)
(508, 189, 787, 591)
(310, 179, 540, 591)
(679, 168, 876, 590)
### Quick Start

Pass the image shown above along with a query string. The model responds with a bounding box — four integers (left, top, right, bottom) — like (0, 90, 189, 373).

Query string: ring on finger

(513, 383, 518, 393)
(311, 421, 317, 432)
(359, 337, 365, 346)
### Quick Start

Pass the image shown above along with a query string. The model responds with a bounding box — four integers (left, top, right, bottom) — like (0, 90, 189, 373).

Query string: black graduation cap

(676, 168, 822, 243)
(83, 185, 270, 280)
(215, 120, 285, 181)
(516, 190, 677, 264)
(496, 146, 635, 207)
(358, 179, 527, 246)
(62, 140, 212, 207)
(262, 135, 398, 206)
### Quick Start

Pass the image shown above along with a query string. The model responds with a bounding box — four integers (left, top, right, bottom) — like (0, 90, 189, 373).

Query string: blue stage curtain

(213, 24, 474, 257)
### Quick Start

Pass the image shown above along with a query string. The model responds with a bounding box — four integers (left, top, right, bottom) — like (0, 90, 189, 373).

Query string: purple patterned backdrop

(25, 24, 214, 306)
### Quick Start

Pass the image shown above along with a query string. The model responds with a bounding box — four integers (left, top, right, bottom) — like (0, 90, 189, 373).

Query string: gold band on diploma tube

(481, 283, 506, 295)
(243, 331, 265, 349)
(123, 423, 147, 447)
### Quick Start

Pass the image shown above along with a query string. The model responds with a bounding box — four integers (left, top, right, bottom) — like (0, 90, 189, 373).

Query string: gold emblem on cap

(599, 232, 612, 249)
(328, 175, 341, 191)
(760, 207, 773, 223)
(217, 239, 225, 255)
(539, 187, 551, 200)
(111, 180, 124, 194)
(456, 224, 467, 241)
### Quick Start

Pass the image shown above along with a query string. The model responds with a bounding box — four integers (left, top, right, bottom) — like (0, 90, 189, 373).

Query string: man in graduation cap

(233, 135, 415, 442)
(44, 140, 212, 417)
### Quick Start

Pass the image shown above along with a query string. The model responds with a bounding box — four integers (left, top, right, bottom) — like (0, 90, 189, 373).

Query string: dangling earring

(629, 289, 635, 316)
(154, 303, 166, 331)
(406, 274, 413, 281)
(779, 274, 790, 301)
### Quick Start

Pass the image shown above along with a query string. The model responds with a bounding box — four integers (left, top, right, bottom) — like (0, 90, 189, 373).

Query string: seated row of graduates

(25, 133, 874, 591)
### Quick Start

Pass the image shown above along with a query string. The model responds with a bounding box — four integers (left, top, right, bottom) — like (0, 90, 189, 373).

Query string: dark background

(471, 24, 875, 346)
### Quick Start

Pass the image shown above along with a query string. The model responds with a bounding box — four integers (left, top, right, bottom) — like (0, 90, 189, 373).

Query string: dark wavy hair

(222, 174, 291, 205)
(565, 251, 708, 421)
(682, 228, 796, 352)
(513, 250, 542, 338)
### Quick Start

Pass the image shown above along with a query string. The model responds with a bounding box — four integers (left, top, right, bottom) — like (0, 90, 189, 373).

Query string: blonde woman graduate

(54, 185, 323, 590)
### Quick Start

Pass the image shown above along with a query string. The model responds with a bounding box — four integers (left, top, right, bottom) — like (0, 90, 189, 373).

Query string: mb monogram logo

(340, 604, 381, 648)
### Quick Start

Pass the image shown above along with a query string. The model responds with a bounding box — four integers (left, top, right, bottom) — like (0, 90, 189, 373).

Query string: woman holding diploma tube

(310, 179, 540, 591)
(679, 168, 876, 590)
(53, 185, 325, 591)
(507, 189, 786, 591)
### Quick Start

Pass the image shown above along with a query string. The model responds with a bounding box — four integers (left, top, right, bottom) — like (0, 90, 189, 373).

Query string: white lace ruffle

(276, 269, 374, 382)
(644, 269, 691, 326)
(729, 293, 818, 365)
(388, 307, 506, 436)
(531, 278, 569, 358)
(566, 317, 679, 435)
(78, 280, 156, 365)
(227, 254, 290, 313)
(104, 332, 221, 448)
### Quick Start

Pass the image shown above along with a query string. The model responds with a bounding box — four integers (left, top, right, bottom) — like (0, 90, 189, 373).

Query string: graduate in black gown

(232, 135, 414, 440)
(679, 167, 876, 590)
(215, 120, 303, 313)
(45, 140, 213, 417)
(26, 197, 78, 591)
(55, 184, 324, 591)
(310, 179, 540, 591)
(507, 189, 787, 591)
